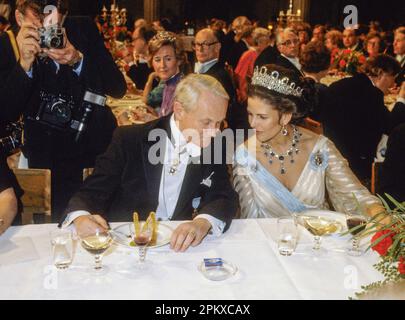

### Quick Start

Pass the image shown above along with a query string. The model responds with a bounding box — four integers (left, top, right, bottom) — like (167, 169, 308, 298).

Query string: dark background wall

(66, 0, 405, 29)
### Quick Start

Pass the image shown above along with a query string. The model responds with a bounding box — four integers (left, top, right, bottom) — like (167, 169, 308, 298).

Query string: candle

(297, 9, 301, 16)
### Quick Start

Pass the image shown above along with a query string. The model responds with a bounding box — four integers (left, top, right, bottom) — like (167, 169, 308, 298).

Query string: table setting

(0, 209, 391, 300)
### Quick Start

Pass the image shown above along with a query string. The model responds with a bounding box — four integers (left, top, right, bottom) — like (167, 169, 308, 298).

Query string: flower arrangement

(333, 49, 367, 75)
(350, 194, 404, 299)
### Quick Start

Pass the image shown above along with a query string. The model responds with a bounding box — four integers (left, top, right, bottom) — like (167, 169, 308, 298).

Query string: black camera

(0, 121, 23, 155)
(38, 24, 64, 49)
(33, 90, 106, 142)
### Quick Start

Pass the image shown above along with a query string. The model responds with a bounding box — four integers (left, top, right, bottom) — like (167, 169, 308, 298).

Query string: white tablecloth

(0, 219, 384, 300)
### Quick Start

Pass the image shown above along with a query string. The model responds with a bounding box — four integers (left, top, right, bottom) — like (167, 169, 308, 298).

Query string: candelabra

(277, 0, 302, 27)
(100, 1, 128, 52)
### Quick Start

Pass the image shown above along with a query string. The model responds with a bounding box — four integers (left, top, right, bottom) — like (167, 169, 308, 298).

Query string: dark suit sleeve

(63, 127, 129, 218)
(388, 102, 405, 134)
(0, 35, 34, 122)
(198, 139, 238, 231)
(378, 123, 405, 202)
(77, 18, 126, 99)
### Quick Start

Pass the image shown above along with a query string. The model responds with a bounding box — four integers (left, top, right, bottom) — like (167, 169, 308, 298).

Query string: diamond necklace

(260, 125, 301, 175)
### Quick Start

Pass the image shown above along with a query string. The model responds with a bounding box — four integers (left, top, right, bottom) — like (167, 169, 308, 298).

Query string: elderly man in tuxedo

(273, 28, 303, 76)
(61, 74, 238, 252)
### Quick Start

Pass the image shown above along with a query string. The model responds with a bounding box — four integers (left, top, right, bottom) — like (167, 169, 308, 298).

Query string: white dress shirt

(194, 58, 218, 74)
(62, 115, 225, 236)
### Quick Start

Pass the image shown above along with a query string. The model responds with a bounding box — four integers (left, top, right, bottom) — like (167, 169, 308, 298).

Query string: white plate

(296, 209, 347, 237)
(112, 222, 173, 249)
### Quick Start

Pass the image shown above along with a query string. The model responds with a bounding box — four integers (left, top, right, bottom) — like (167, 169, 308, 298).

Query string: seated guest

(273, 28, 303, 76)
(299, 41, 331, 121)
(235, 27, 271, 103)
(296, 23, 311, 54)
(126, 25, 156, 90)
(323, 55, 401, 181)
(193, 28, 235, 100)
(232, 64, 382, 218)
(193, 28, 245, 130)
(393, 26, 405, 85)
(143, 31, 186, 117)
(312, 25, 327, 43)
(343, 27, 364, 54)
(220, 16, 252, 70)
(325, 30, 343, 66)
(377, 122, 405, 203)
(61, 74, 238, 252)
(0, 153, 23, 235)
(364, 32, 385, 58)
(254, 29, 279, 68)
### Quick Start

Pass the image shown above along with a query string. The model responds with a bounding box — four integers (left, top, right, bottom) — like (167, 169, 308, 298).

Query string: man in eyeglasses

(275, 28, 303, 76)
(193, 28, 242, 130)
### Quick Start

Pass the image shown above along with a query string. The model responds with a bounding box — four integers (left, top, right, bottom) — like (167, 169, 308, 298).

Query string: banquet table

(0, 219, 385, 300)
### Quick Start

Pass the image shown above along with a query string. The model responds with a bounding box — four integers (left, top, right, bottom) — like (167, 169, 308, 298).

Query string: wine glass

(302, 215, 340, 256)
(132, 222, 154, 267)
(343, 202, 369, 256)
(80, 229, 113, 275)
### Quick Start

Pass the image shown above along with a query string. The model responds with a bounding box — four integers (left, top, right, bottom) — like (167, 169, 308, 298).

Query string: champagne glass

(303, 215, 340, 256)
(343, 201, 368, 256)
(80, 229, 113, 274)
(135, 223, 153, 263)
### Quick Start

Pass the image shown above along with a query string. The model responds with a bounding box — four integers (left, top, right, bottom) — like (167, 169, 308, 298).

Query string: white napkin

(0, 237, 40, 266)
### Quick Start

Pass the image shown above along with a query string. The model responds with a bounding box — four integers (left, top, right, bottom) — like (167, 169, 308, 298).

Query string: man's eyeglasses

(192, 41, 219, 50)
(280, 39, 299, 47)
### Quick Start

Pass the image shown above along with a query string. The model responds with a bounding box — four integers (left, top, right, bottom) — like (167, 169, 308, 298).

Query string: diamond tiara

(251, 66, 303, 98)
(151, 31, 177, 43)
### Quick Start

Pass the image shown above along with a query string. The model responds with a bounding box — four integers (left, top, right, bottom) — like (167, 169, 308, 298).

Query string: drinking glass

(277, 217, 298, 256)
(50, 229, 74, 270)
(303, 215, 340, 256)
(80, 229, 113, 275)
(343, 201, 368, 256)
(133, 222, 153, 265)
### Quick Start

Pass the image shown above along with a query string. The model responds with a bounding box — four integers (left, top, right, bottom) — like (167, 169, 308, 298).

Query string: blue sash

(235, 147, 309, 213)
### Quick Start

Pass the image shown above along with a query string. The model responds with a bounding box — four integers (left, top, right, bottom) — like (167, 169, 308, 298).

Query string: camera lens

(51, 101, 72, 124)
(50, 36, 62, 48)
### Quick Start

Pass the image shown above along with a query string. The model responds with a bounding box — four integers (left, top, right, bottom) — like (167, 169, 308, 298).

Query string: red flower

(343, 49, 352, 55)
(399, 257, 405, 275)
(371, 230, 395, 256)
(339, 59, 347, 68)
(358, 55, 366, 64)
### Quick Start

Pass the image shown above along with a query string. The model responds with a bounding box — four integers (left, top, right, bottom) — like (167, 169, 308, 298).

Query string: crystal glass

(50, 229, 74, 269)
(343, 201, 368, 256)
(133, 223, 153, 265)
(303, 215, 340, 256)
(80, 230, 113, 275)
(277, 217, 298, 256)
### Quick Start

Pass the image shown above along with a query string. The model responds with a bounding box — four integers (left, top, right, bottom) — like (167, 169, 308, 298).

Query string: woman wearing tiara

(232, 64, 383, 219)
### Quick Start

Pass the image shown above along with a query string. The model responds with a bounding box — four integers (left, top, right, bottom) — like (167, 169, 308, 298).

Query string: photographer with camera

(0, 0, 127, 222)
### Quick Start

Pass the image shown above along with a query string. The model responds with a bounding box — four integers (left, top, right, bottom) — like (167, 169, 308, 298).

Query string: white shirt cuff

(61, 210, 91, 229)
(194, 214, 225, 237)
(396, 97, 405, 105)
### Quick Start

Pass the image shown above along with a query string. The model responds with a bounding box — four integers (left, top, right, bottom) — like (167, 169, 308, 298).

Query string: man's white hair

(276, 28, 297, 45)
(174, 74, 229, 112)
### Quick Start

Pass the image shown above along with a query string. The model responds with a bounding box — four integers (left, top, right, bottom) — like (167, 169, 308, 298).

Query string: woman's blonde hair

(174, 74, 229, 112)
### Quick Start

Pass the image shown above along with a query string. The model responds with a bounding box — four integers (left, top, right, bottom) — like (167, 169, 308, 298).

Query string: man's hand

(44, 37, 82, 66)
(16, 22, 41, 72)
(170, 218, 212, 252)
(73, 215, 109, 238)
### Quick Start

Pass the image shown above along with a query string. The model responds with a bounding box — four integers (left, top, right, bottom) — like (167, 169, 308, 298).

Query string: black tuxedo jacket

(377, 122, 405, 202)
(273, 55, 303, 77)
(322, 73, 390, 180)
(204, 62, 236, 102)
(254, 45, 280, 68)
(63, 116, 238, 230)
(0, 17, 127, 168)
